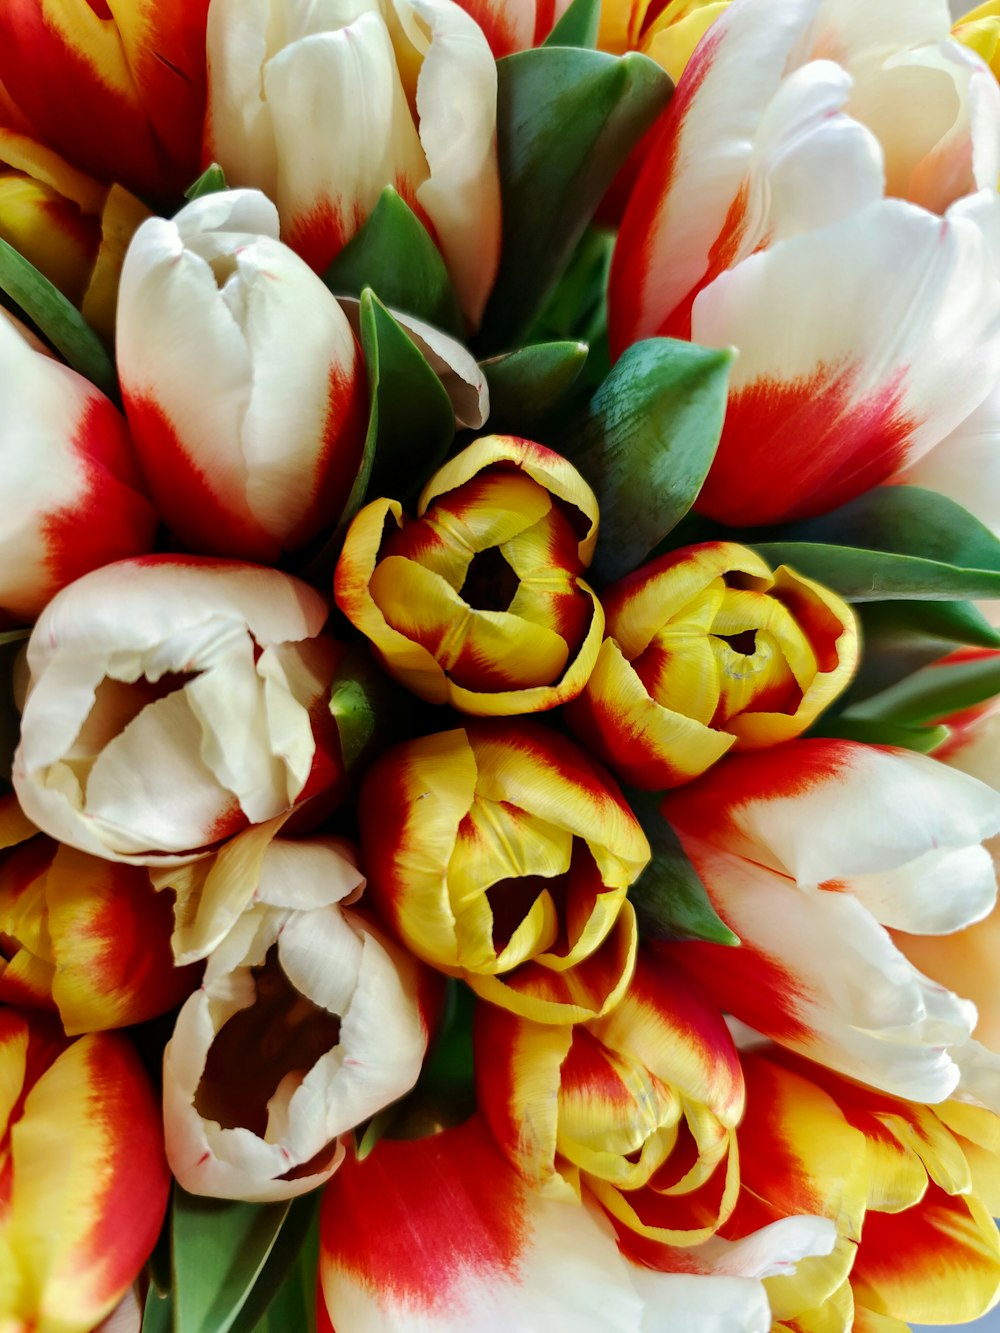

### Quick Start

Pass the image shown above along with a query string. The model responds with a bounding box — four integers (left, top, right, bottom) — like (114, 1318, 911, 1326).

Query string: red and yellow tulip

(567, 542, 857, 790)
(336, 436, 604, 716)
(0, 0, 209, 201)
(599, 0, 730, 80)
(359, 721, 650, 1023)
(724, 1046, 1000, 1330)
(0, 827, 198, 1034)
(954, 2, 1000, 82)
(0, 1007, 170, 1332)
(476, 946, 744, 1254)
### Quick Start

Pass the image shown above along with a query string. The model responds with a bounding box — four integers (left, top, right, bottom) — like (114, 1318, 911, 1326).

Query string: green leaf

(228, 1196, 320, 1333)
(324, 188, 464, 337)
(856, 599, 1000, 651)
(573, 339, 733, 583)
(809, 715, 949, 753)
(0, 237, 116, 395)
(143, 1284, 174, 1333)
(769, 486, 1000, 572)
(750, 542, 1000, 603)
(184, 163, 229, 200)
(543, 0, 601, 49)
(171, 1188, 293, 1333)
(844, 653, 1000, 728)
(477, 47, 672, 353)
(328, 642, 404, 777)
(481, 340, 588, 428)
(627, 791, 739, 945)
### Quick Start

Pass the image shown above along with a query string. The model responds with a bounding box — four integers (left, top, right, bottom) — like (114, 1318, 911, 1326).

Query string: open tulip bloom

(5, 0, 1000, 1327)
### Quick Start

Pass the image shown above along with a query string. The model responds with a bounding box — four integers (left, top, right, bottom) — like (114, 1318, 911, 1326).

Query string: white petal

(895, 383, 1000, 536)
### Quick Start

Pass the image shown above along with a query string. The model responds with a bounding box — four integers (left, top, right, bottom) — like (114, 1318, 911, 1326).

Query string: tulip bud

(477, 947, 744, 1249)
(0, 0, 209, 200)
(13, 557, 344, 864)
(0, 832, 198, 1034)
(0, 311, 156, 624)
(599, 0, 730, 80)
(204, 0, 501, 326)
(336, 436, 605, 715)
(359, 720, 650, 1023)
(117, 190, 367, 562)
(0, 1008, 170, 1333)
(567, 542, 857, 790)
(160, 825, 440, 1201)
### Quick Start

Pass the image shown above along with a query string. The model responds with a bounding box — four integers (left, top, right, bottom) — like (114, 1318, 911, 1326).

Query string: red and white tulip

(609, 0, 1000, 524)
(0, 311, 155, 624)
(656, 739, 1000, 1103)
(204, 0, 501, 327)
(117, 189, 368, 562)
(160, 824, 439, 1201)
(12, 557, 344, 864)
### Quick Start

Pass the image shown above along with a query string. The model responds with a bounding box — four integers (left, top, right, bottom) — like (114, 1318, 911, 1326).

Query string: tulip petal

(691, 198, 1000, 524)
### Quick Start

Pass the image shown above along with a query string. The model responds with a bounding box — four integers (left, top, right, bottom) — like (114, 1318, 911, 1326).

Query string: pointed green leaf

(0, 237, 116, 395)
(809, 715, 949, 753)
(481, 340, 588, 428)
(228, 1196, 320, 1333)
(143, 1284, 174, 1333)
(767, 486, 1000, 571)
(324, 187, 464, 337)
(627, 791, 739, 945)
(185, 163, 229, 200)
(573, 338, 733, 583)
(844, 653, 1000, 728)
(477, 48, 672, 352)
(544, 0, 601, 48)
(171, 1188, 293, 1333)
(855, 598, 1000, 651)
(750, 542, 1000, 603)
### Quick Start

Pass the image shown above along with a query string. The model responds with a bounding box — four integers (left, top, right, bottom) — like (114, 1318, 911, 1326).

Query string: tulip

(117, 190, 368, 562)
(609, 0, 1000, 525)
(655, 739, 1000, 1103)
(318, 1113, 834, 1332)
(0, 1007, 170, 1332)
(159, 823, 439, 1201)
(954, 1, 1000, 82)
(12, 556, 345, 864)
(566, 542, 857, 790)
(0, 827, 198, 1033)
(0, 0, 209, 200)
(721, 1045, 1000, 1328)
(336, 436, 604, 716)
(476, 947, 745, 1252)
(358, 720, 650, 1023)
(599, 0, 731, 80)
(449, 0, 570, 56)
(0, 311, 156, 625)
(204, 0, 501, 327)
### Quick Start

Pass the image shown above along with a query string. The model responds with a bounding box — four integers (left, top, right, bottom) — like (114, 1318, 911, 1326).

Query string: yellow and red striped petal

(0, 1011, 169, 1332)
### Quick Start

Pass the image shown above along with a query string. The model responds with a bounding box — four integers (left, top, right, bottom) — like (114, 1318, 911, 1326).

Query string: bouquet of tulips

(2, 0, 1000, 1329)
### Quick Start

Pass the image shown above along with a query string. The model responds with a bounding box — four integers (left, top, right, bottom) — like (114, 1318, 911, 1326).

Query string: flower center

(459, 545, 520, 614)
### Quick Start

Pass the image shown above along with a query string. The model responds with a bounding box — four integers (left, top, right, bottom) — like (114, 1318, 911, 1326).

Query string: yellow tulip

(599, 0, 730, 81)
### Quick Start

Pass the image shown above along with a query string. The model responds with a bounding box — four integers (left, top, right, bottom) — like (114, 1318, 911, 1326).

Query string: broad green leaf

(171, 1188, 293, 1333)
(185, 163, 228, 200)
(844, 652, 1000, 728)
(769, 486, 1000, 572)
(229, 1196, 320, 1333)
(143, 1285, 174, 1333)
(544, 0, 602, 47)
(750, 542, 1000, 603)
(324, 188, 464, 337)
(627, 791, 738, 945)
(0, 237, 116, 395)
(573, 339, 733, 583)
(477, 47, 671, 353)
(328, 643, 405, 777)
(855, 599, 1000, 651)
(809, 715, 949, 753)
(481, 340, 588, 428)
